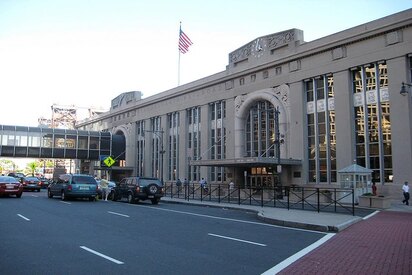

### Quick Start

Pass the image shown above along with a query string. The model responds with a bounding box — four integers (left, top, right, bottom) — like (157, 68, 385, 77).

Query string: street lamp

(400, 82, 412, 96)
(274, 106, 282, 187)
(144, 129, 165, 183)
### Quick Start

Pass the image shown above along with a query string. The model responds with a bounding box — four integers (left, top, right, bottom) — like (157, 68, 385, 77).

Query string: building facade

(77, 9, 412, 197)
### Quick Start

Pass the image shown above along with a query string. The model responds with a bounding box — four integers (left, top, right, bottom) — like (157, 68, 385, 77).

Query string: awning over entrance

(189, 157, 301, 167)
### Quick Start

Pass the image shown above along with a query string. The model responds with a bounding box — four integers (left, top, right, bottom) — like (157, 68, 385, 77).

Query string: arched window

(245, 101, 276, 158)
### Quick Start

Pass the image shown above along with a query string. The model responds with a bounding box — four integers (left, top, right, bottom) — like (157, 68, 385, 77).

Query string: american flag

(178, 27, 193, 54)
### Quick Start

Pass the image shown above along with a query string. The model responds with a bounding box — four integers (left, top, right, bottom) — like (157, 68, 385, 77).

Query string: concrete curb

(257, 211, 362, 232)
(162, 198, 363, 232)
(256, 211, 330, 232)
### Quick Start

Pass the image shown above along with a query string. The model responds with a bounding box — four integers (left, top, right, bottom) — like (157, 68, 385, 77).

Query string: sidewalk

(162, 197, 412, 232)
(276, 209, 412, 275)
(161, 197, 412, 274)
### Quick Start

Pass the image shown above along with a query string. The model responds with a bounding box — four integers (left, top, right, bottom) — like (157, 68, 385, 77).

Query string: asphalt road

(1, 190, 329, 275)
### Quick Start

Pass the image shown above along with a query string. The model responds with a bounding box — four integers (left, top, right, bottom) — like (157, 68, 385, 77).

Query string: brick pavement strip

(277, 211, 412, 275)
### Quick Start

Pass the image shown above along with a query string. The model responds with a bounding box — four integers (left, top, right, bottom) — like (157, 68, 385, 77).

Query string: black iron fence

(164, 183, 355, 215)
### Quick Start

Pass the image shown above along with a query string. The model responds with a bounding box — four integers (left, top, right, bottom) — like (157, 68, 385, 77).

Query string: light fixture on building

(400, 82, 412, 96)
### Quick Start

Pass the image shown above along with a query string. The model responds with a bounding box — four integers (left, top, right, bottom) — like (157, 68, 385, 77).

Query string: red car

(0, 176, 23, 198)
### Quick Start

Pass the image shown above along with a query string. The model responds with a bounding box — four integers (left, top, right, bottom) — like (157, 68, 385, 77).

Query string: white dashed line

(80, 246, 124, 264)
(17, 214, 30, 221)
(108, 211, 130, 218)
(208, 233, 266, 247)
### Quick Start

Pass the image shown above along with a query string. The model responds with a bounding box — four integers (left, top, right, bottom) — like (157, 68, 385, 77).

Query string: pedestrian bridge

(0, 125, 125, 160)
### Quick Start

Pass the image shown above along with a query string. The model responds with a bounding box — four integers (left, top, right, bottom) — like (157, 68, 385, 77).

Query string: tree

(0, 159, 17, 174)
(26, 161, 39, 176)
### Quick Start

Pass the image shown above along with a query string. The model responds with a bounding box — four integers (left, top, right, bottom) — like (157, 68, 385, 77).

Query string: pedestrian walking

(200, 177, 208, 193)
(372, 182, 377, 196)
(176, 178, 182, 187)
(183, 178, 189, 199)
(200, 178, 206, 188)
(229, 180, 234, 191)
(402, 181, 409, 205)
(100, 176, 110, 201)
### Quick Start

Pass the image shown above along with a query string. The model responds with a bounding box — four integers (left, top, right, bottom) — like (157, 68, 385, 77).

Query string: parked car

(0, 176, 23, 198)
(96, 180, 116, 200)
(22, 176, 41, 192)
(48, 174, 97, 201)
(38, 177, 51, 189)
(112, 177, 164, 204)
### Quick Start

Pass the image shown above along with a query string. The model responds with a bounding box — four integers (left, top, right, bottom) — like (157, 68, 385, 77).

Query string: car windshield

(0, 176, 19, 183)
(139, 178, 162, 186)
(72, 176, 97, 185)
(25, 177, 39, 181)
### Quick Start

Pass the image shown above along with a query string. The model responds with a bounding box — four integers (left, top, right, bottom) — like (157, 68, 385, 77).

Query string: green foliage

(26, 161, 39, 176)
(0, 159, 17, 173)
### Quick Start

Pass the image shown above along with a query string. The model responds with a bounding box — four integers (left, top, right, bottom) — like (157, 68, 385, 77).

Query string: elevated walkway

(0, 124, 125, 160)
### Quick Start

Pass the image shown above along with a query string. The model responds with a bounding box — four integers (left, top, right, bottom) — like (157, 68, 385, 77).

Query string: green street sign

(103, 156, 115, 167)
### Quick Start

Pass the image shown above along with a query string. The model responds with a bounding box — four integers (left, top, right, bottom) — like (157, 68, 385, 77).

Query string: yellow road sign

(103, 156, 115, 167)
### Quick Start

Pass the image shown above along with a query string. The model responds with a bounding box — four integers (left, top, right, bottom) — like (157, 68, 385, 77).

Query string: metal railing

(164, 183, 355, 215)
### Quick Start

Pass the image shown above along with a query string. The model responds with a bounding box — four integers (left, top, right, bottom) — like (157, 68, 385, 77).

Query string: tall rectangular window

(352, 62, 392, 183)
(167, 112, 179, 181)
(186, 107, 201, 182)
(209, 101, 226, 182)
(150, 117, 163, 179)
(306, 75, 336, 183)
(136, 121, 145, 177)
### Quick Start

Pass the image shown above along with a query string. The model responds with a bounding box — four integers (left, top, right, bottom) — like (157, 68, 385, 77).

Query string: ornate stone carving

(267, 30, 295, 49)
(229, 42, 252, 63)
(273, 85, 289, 107)
(235, 95, 247, 114)
(228, 29, 297, 65)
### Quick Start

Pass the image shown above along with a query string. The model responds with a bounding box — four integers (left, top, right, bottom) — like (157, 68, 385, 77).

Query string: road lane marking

(208, 233, 266, 247)
(30, 195, 39, 197)
(133, 204, 325, 234)
(108, 211, 129, 218)
(17, 214, 30, 221)
(262, 233, 335, 274)
(59, 201, 72, 205)
(80, 246, 124, 264)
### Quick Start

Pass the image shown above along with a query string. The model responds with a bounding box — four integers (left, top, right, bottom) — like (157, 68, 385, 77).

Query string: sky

(0, 0, 411, 128)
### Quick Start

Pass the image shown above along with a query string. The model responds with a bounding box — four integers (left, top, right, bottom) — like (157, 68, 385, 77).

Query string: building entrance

(245, 167, 279, 189)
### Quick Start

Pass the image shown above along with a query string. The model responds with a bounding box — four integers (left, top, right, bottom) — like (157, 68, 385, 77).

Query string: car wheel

(108, 191, 114, 201)
(61, 191, 66, 201)
(89, 197, 95, 201)
(112, 192, 118, 201)
(151, 198, 159, 205)
(37, 189, 41, 192)
(127, 193, 134, 204)
(48, 189, 53, 198)
(16, 193, 22, 198)
(147, 184, 159, 195)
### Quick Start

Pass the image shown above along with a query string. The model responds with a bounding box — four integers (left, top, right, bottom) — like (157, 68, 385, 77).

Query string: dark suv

(112, 177, 164, 204)
(47, 174, 98, 201)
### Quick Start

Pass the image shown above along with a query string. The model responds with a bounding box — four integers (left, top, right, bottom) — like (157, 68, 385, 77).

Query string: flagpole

(178, 22, 181, 86)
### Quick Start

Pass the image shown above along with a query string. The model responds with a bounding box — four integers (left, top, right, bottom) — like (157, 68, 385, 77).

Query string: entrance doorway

(246, 174, 279, 189)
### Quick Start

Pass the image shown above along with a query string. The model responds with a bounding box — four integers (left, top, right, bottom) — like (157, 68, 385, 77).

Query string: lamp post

(274, 106, 282, 187)
(400, 82, 412, 96)
(144, 129, 165, 183)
